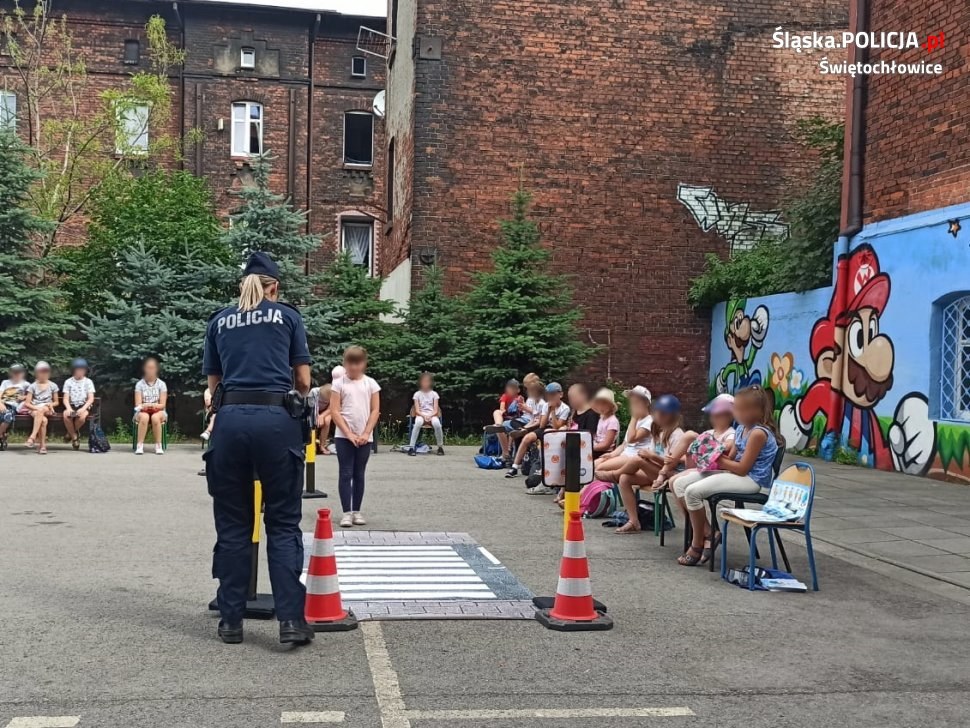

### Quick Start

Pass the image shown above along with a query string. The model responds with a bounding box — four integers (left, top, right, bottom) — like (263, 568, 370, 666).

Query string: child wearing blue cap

(505, 382, 571, 483)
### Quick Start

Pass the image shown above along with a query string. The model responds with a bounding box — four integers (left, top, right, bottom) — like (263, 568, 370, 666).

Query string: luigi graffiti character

(779, 245, 936, 474)
(714, 298, 770, 394)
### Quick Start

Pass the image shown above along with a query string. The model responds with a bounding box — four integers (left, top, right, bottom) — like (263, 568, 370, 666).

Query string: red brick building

(382, 0, 848, 405)
(0, 0, 385, 272)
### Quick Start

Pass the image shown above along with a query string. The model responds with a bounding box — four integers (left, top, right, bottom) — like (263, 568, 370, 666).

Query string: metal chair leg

(748, 526, 760, 590)
(768, 527, 779, 570)
(775, 531, 792, 573)
(720, 520, 730, 580)
(805, 528, 819, 591)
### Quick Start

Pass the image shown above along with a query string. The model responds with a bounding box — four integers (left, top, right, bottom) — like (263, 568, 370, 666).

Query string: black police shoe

(279, 619, 315, 645)
(218, 621, 244, 644)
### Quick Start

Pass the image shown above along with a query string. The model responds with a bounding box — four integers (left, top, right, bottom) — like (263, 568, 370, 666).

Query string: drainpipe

(823, 0, 868, 459)
(305, 13, 321, 276)
(172, 2, 186, 171)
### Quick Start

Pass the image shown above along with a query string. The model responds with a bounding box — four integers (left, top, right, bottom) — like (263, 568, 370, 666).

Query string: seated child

(655, 394, 735, 492)
(506, 382, 570, 480)
(613, 395, 685, 534)
(201, 387, 216, 442)
(594, 385, 653, 481)
(673, 386, 779, 566)
(569, 383, 599, 441)
(61, 358, 95, 451)
(591, 387, 620, 458)
(487, 378, 526, 459)
(24, 361, 59, 454)
(408, 372, 444, 456)
(133, 356, 168, 455)
(0, 363, 30, 447)
(315, 383, 333, 454)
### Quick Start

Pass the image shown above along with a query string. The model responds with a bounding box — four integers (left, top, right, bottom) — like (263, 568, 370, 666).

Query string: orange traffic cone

(305, 508, 358, 632)
(535, 511, 613, 631)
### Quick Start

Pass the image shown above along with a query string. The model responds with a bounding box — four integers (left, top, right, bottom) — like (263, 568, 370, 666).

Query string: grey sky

(204, 0, 386, 18)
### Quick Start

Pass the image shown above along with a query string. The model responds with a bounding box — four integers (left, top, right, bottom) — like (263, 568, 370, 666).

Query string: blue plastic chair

(719, 462, 818, 591)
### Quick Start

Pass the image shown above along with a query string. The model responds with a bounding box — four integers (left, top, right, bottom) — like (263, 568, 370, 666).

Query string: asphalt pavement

(2, 444, 969, 728)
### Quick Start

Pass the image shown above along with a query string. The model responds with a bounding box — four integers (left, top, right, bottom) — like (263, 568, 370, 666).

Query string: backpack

(480, 433, 502, 457)
(474, 454, 505, 470)
(580, 481, 618, 518)
(88, 423, 111, 453)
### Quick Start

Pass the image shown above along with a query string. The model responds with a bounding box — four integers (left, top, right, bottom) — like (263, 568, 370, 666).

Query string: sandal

(25, 437, 35, 448)
(72, 437, 81, 451)
(699, 531, 723, 565)
(38, 447, 48, 455)
(615, 522, 641, 534)
(677, 546, 703, 566)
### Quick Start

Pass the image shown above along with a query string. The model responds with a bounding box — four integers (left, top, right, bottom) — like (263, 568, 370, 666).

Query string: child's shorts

(503, 417, 528, 433)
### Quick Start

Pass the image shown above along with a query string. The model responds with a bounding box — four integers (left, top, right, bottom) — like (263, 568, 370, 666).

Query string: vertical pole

(303, 429, 327, 499)
(249, 479, 262, 601)
(563, 432, 581, 537)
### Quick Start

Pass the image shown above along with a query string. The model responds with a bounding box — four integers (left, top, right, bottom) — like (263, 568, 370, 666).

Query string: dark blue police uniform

(202, 252, 313, 644)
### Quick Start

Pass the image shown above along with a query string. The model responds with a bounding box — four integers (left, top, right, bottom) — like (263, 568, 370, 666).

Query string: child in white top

(330, 346, 381, 528)
(24, 361, 59, 454)
(62, 358, 95, 450)
(0, 363, 30, 445)
(408, 372, 444, 455)
(593, 385, 652, 482)
(134, 356, 168, 455)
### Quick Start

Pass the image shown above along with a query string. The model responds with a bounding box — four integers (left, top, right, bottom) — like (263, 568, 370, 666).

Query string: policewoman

(202, 252, 314, 645)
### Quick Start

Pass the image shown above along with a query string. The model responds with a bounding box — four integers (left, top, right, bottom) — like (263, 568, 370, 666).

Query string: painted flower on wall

(770, 352, 794, 396)
(790, 368, 805, 395)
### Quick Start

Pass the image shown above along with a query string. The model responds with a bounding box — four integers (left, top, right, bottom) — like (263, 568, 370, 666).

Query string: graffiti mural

(677, 183, 790, 254)
(776, 245, 937, 474)
(712, 298, 769, 394)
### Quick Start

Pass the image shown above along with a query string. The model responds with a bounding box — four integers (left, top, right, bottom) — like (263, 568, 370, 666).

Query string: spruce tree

(463, 189, 593, 395)
(0, 130, 73, 366)
(82, 243, 231, 395)
(390, 266, 472, 401)
(317, 252, 395, 380)
(220, 153, 337, 363)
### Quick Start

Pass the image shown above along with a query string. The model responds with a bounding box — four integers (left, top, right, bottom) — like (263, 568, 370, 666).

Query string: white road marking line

(336, 557, 466, 563)
(361, 621, 410, 728)
(280, 711, 346, 723)
(477, 546, 501, 565)
(404, 707, 696, 720)
(341, 584, 491, 592)
(335, 547, 455, 552)
(6, 718, 81, 728)
(332, 568, 476, 575)
(343, 591, 497, 600)
(339, 576, 484, 583)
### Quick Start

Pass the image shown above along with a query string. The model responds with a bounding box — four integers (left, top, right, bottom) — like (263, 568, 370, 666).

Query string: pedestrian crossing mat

(301, 530, 535, 620)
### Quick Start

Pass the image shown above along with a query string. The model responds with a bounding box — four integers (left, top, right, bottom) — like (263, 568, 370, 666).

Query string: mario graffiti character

(714, 298, 770, 394)
(779, 244, 936, 474)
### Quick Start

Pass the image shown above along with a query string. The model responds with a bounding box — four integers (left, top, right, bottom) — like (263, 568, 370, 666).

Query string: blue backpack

(474, 454, 505, 470)
(481, 433, 502, 457)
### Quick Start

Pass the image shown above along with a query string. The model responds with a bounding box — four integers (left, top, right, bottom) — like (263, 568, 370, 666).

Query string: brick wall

(399, 0, 846, 409)
(864, 1, 970, 221)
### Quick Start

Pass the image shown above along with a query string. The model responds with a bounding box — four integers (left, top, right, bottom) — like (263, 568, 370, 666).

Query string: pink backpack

(579, 480, 617, 518)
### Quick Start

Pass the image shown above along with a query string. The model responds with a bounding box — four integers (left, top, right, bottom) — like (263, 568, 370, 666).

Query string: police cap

(243, 251, 280, 280)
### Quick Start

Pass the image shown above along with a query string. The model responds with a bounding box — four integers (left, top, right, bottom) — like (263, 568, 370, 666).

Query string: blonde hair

(344, 345, 368, 364)
(238, 274, 278, 312)
(651, 414, 683, 450)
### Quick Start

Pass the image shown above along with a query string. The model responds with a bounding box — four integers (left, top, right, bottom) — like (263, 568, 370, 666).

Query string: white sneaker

(155, 444, 164, 455)
(352, 512, 367, 526)
(135, 444, 144, 455)
(339, 513, 354, 528)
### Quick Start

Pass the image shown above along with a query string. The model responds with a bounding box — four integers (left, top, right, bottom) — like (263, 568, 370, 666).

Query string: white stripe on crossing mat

(341, 583, 491, 591)
(334, 568, 475, 575)
(280, 711, 345, 723)
(404, 707, 695, 720)
(5, 718, 81, 728)
(340, 576, 484, 583)
(477, 546, 501, 565)
(343, 591, 497, 600)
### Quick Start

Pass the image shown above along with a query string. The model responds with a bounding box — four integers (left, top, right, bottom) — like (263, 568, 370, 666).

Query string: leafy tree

(0, 129, 73, 366)
(59, 169, 226, 315)
(82, 244, 230, 395)
(687, 117, 844, 308)
(462, 188, 593, 396)
(387, 266, 472, 401)
(220, 153, 339, 367)
(317, 253, 395, 380)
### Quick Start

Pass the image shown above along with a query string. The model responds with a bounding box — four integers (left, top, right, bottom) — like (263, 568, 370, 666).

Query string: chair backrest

(764, 462, 816, 524)
(771, 446, 786, 479)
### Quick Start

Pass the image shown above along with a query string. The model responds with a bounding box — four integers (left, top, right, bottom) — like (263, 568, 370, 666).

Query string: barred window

(941, 295, 970, 421)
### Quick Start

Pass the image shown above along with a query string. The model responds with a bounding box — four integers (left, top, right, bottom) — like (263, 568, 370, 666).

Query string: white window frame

(351, 55, 367, 78)
(240, 47, 256, 70)
(0, 91, 16, 131)
(343, 111, 374, 167)
(941, 294, 970, 422)
(115, 100, 149, 156)
(340, 219, 375, 276)
(231, 101, 263, 157)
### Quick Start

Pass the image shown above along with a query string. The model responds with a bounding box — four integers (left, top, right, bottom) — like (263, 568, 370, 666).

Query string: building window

(124, 39, 140, 65)
(231, 101, 263, 157)
(341, 220, 374, 274)
(391, 0, 399, 38)
(240, 47, 256, 70)
(351, 55, 367, 78)
(942, 294, 970, 421)
(343, 111, 373, 166)
(386, 138, 395, 221)
(0, 91, 16, 131)
(116, 101, 149, 155)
